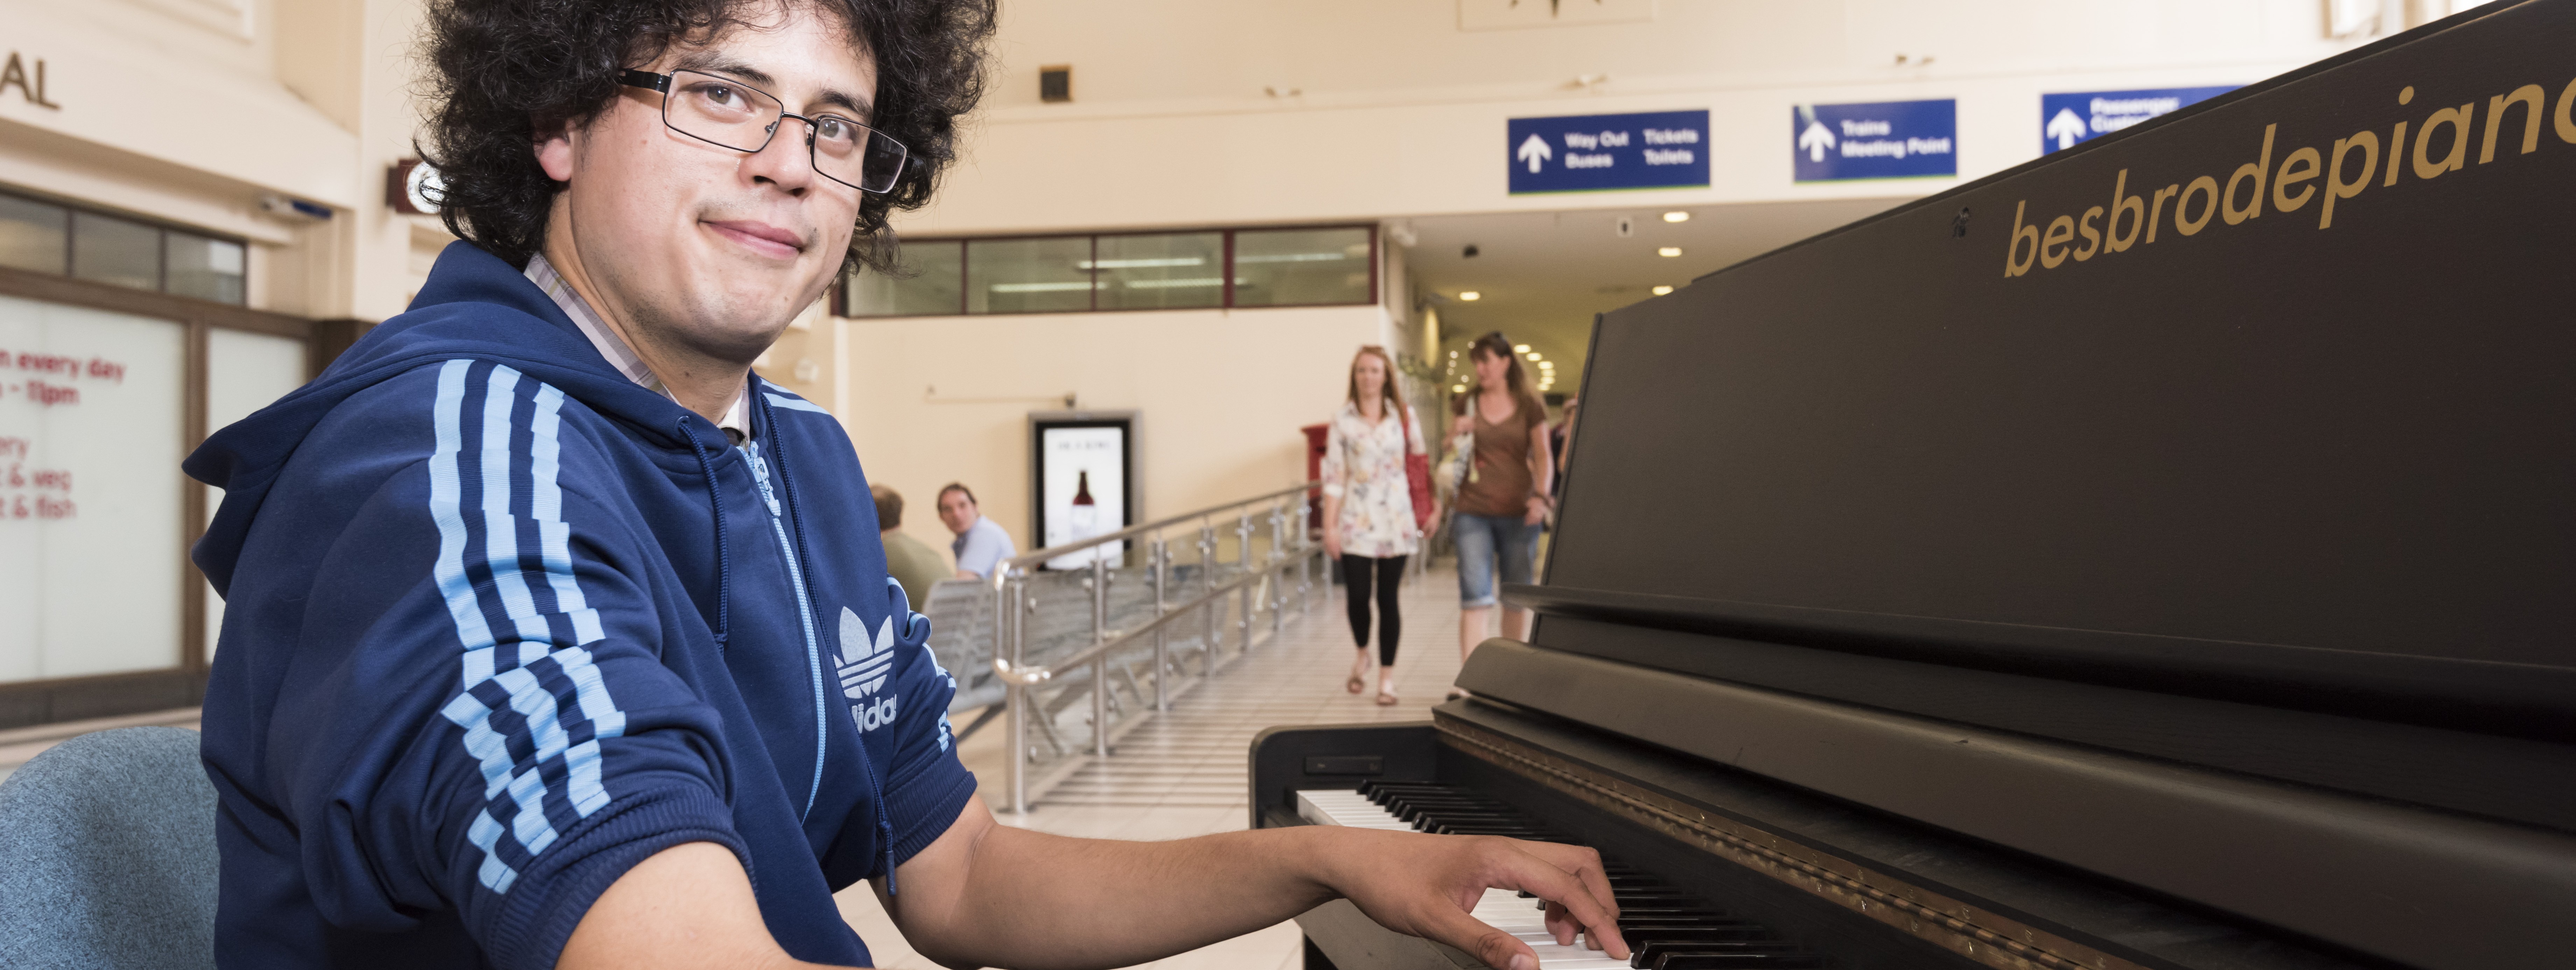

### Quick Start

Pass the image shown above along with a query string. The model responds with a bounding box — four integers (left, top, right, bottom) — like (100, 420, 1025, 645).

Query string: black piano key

(1636, 944, 1804, 970)
(1648, 947, 1834, 962)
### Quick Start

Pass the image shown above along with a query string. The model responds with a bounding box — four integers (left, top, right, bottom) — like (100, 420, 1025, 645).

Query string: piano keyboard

(1297, 783, 1827, 970)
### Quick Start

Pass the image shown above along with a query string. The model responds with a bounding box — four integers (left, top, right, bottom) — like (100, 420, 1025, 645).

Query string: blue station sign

(2040, 85, 2239, 154)
(1790, 99, 1957, 182)
(1506, 110, 1710, 194)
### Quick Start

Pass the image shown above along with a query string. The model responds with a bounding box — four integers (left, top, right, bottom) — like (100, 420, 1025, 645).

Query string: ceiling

(1401, 196, 1910, 396)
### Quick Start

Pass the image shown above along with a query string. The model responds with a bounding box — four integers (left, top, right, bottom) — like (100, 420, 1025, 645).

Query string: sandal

(1375, 688, 1399, 707)
(1346, 674, 1365, 694)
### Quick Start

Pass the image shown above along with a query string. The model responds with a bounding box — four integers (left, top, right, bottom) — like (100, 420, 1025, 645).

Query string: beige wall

(902, 0, 2383, 236)
(760, 301, 1398, 558)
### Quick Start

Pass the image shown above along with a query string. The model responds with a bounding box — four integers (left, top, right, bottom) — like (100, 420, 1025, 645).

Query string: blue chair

(0, 726, 218, 970)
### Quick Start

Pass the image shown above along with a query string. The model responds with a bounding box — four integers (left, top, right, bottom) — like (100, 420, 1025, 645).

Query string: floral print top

(1320, 400, 1425, 558)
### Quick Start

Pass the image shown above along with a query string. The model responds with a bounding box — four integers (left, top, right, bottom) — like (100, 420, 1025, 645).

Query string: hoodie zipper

(744, 440, 829, 819)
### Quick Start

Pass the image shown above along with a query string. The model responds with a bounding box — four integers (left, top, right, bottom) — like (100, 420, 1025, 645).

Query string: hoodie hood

(186, 241, 718, 596)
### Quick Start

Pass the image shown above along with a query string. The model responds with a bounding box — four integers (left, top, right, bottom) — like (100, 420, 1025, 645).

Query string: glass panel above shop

(838, 225, 1373, 318)
(1092, 232, 1224, 311)
(70, 211, 162, 292)
(1231, 227, 1373, 307)
(0, 186, 251, 306)
(967, 236, 1096, 314)
(0, 195, 68, 275)
(845, 239, 964, 316)
(166, 232, 247, 304)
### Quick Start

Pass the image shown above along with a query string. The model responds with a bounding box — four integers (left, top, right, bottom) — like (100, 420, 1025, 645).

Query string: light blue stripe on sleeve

(430, 360, 496, 654)
(480, 366, 553, 662)
(466, 811, 518, 894)
(763, 392, 829, 414)
(528, 384, 605, 645)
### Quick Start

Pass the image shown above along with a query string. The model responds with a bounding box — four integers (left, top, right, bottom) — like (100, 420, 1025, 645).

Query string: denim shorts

(1452, 512, 1540, 608)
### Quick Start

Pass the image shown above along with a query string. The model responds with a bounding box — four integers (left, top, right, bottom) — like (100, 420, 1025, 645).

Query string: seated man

(936, 482, 1016, 581)
(873, 484, 950, 610)
(183, 1, 1626, 969)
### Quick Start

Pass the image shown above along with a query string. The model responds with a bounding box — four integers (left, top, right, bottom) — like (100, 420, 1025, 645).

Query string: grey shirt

(950, 515, 1017, 579)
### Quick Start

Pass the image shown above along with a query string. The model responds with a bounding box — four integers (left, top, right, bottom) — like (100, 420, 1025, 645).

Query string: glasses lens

(811, 119, 906, 194)
(664, 71, 784, 151)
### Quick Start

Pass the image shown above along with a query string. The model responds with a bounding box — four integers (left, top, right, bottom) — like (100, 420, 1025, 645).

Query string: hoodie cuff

(484, 787, 748, 970)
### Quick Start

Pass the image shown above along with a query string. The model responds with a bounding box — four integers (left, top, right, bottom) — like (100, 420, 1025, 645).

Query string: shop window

(70, 211, 163, 292)
(166, 232, 247, 305)
(967, 236, 1095, 314)
(1092, 232, 1224, 311)
(1230, 227, 1373, 307)
(0, 195, 68, 275)
(845, 239, 964, 316)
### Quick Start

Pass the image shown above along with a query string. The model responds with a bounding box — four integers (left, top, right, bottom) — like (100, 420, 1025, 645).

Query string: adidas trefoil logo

(838, 607, 901, 732)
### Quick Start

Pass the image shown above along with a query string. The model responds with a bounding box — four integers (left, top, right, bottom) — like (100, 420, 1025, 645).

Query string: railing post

(1152, 537, 1169, 712)
(1199, 522, 1218, 672)
(1269, 502, 1287, 636)
(1237, 512, 1255, 649)
(1089, 555, 1108, 758)
(1003, 569, 1029, 815)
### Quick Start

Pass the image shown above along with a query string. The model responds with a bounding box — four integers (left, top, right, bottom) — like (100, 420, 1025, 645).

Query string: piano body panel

(1454, 640, 2576, 970)
(1542, 0, 2576, 682)
(1250, 723, 1447, 831)
(1519, 613, 2576, 832)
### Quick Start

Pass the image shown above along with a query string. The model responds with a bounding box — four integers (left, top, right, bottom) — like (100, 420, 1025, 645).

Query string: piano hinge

(1435, 713, 2151, 970)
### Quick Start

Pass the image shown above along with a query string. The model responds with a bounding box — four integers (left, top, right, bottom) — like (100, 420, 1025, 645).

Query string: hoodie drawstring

(752, 388, 899, 894)
(680, 419, 733, 647)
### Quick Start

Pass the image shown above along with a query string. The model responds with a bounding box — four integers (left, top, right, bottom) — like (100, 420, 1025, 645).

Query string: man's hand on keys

(1314, 827, 1630, 970)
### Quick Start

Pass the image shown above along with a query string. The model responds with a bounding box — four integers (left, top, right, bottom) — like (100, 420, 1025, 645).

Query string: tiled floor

(839, 562, 1478, 970)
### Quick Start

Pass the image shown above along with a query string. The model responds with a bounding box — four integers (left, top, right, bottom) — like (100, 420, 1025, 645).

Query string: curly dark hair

(419, 0, 995, 273)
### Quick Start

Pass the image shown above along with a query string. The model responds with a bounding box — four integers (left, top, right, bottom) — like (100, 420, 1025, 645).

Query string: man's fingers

(1422, 905, 1539, 970)
(1497, 848, 1627, 959)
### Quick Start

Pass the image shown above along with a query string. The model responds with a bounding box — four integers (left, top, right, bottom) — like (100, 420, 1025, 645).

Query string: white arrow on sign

(2046, 108, 2088, 150)
(1517, 133, 1554, 173)
(1797, 120, 1837, 163)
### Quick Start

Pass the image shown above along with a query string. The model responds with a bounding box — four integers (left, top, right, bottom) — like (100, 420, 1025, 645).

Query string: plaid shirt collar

(526, 253, 750, 443)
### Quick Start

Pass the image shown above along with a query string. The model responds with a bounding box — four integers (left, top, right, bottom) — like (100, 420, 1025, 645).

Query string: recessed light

(1513, 344, 1531, 352)
(1458, 291, 1481, 301)
(1663, 211, 1689, 223)
(1652, 285, 1674, 295)
(1658, 247, 1683, 258)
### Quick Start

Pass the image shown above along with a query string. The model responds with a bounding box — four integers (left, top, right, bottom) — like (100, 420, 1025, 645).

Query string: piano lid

(1531, 0, 2576, 742)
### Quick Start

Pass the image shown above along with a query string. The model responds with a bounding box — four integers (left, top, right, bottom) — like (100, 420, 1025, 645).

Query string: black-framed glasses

(621, 69, 908, 194)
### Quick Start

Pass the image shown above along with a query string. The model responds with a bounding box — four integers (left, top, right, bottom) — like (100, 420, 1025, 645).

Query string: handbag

(1400, 405, 1437, 531)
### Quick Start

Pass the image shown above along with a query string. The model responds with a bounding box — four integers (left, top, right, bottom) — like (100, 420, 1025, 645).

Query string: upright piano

(1254, 3, 2576, 968)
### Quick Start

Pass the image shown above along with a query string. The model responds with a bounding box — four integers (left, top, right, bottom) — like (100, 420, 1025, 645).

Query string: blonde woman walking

(1320, 346, 1424, 705)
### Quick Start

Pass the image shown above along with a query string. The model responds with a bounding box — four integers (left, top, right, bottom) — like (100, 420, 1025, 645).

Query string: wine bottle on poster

(1068, 470, 1098, 540)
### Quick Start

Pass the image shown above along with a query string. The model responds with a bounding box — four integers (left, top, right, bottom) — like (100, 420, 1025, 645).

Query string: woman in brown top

(1447, 332, 1553, 688)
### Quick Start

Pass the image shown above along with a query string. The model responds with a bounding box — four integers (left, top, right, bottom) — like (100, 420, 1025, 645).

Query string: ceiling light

(1663, 211, 1689, 223)
(1513, 344, 1531, 352)
(1658, 247, 1683, 258)
(1458, 291, 1480, 301)
(1652, 285, 1674, 296)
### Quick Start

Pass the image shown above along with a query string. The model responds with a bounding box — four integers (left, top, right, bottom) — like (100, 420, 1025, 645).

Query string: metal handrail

(987, 480, 1318, 577)
(991, 479, 1326, 813)
(991, 542, 1303, 686)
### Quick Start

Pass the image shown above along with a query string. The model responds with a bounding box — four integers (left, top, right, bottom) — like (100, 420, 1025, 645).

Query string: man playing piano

(183, 1, 1626, 968)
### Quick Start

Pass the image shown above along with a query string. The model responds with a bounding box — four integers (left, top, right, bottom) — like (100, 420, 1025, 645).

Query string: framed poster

(1029, 410, 1138, 570)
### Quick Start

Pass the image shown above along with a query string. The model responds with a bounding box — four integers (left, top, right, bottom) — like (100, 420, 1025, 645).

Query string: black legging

(1341, 554, 1406, 666)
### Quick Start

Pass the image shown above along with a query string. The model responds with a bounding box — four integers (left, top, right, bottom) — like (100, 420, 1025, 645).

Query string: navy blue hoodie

(186, 242, 977, 969)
